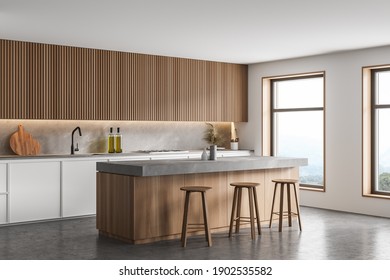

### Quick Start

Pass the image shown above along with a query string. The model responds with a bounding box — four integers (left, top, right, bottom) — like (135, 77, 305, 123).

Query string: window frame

(362, 64, 390, 199)
(370, 67, 390, 195)
(262, 72, 326, 191)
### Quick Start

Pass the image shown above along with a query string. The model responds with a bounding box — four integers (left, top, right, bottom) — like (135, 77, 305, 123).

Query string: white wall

(239, 45, 390, 218)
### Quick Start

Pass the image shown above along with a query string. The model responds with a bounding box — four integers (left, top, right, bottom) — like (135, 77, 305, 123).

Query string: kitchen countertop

(0, 151, 147, 159)
(96, 156, 308, 177)
(0, 149, 252, 161)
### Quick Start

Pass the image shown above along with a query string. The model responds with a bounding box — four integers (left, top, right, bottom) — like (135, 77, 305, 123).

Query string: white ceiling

(1, 0, 390, 64)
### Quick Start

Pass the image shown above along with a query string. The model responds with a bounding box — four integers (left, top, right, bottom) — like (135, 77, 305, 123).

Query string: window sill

(362, 193, 390, 200)
(300, 186, 325, 192)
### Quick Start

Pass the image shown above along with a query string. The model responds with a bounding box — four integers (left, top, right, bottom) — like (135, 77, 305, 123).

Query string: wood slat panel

(184, 172, 228, 229)
(1, 39, 248, 121)
(96, 172, 135, 240)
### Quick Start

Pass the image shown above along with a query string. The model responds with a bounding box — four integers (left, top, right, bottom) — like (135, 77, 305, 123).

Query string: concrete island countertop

(96, 156, 308, 177)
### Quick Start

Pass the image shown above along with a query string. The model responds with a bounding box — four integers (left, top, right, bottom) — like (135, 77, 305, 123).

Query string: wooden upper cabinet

(0, 39, 248, 121)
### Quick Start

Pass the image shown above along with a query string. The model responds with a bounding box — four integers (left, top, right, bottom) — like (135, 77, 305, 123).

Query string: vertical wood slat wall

(0, 39, 248, 122)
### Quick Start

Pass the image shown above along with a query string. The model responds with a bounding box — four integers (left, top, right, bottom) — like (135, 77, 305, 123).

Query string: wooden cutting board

(10, 125, 41, 156)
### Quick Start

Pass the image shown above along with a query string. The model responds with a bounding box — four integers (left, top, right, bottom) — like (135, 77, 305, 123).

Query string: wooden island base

(96, 168, 299, 244)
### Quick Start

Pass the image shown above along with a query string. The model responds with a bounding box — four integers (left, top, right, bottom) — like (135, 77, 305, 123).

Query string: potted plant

(203, 123, 223, 146)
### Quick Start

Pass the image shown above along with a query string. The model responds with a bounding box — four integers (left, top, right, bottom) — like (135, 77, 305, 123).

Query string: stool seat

(180, 185, 212, 247)
(229, 182, 261, 239)
(230, 182, 260, 188)
(272, 179, 298, 184)
(180, 186, 212, 192)
(269, 179, 302, 232)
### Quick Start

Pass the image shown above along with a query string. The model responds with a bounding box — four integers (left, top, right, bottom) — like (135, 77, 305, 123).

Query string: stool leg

(235, 188, 243, 233)
(287, 183, 292, 227)
(269, 183, 278, 228)
(278, 183, 284, 232)
(229, 187, 238, 237)
(293, 183, 302, 231)
(253, 187, 261, 235)
(181, 191, 191, 247)
(248, 187, 255, 239)
(201, 192, 212, 246)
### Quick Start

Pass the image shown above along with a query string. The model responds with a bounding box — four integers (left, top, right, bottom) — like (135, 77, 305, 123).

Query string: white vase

(230, 142, 238, 150)
(201, 148, 208, 160)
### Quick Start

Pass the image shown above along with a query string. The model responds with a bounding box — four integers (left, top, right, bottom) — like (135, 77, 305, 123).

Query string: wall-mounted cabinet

(0, 39, 248, 122)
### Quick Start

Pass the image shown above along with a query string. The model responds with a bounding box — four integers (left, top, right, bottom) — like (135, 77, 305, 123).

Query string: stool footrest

(233, 217, 258, 222)
(271, 211, 299, 217)
(187, 223, 208, 230)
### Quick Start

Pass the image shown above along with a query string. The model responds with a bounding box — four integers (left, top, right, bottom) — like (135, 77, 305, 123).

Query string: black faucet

(71, 126, 82, 155)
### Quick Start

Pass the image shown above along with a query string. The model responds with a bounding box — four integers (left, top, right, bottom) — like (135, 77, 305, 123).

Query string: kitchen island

(96, 156, 307, 244)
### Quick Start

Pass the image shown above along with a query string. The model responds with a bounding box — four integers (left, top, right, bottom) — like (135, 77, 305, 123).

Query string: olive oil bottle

(108, 127, 115, 153)
(115, 127, 122, 153)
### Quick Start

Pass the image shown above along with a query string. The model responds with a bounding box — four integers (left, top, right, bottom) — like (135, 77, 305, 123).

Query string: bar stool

(180, 186, 212, 247)
(229, 182, 261, 239)
(269, 179, 302, 232)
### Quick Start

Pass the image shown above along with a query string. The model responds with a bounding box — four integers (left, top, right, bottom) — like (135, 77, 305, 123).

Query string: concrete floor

(1, 206, 390, 260)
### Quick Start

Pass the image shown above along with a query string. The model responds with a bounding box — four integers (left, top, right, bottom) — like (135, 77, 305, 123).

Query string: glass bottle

(108, 127, 115, 153)
(115, 127, 122, 153)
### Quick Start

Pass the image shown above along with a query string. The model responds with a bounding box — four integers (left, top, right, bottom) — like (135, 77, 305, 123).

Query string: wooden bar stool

(269, 179, 302, 232)
(180, 186, 212, 247)
(229, 182, 261, 239)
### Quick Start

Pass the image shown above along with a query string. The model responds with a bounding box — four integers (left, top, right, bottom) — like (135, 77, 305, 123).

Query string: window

(371, 68, 390, 195)
(263, 73, 325, 190)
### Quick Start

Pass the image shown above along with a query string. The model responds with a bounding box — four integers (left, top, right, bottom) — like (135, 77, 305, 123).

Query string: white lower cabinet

(9, 161, 61, 223)
(0, 164, 7, 224)
(0, 163, 6, 193)
(0, 195, 6, 224)
(62, 160, 103, 217)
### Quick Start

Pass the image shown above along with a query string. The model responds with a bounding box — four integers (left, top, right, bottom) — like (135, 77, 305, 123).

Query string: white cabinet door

(9, 161, 61, 223)
(0, 163, 6, 193)
(0, 164, 7, 224)
(0, 195, 6, 224)
(0, 163, 7, 194)
(62, 160, 104, 217)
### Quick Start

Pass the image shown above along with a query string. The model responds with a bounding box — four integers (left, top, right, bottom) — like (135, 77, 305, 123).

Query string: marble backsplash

(0, 120, 231, 155)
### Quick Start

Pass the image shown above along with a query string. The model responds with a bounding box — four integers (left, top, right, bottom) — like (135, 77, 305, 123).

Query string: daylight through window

(270, 74, 325, 189)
